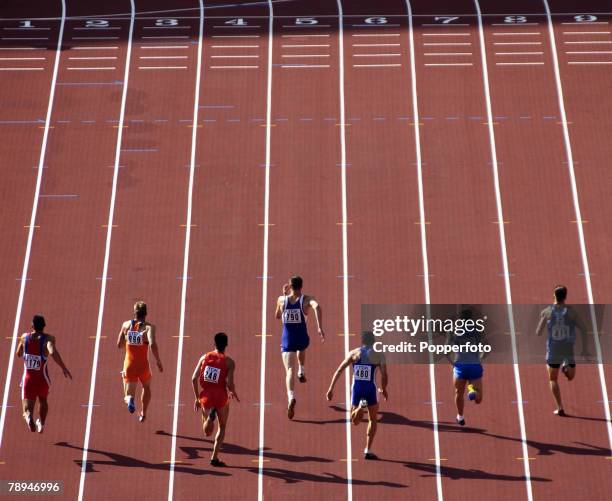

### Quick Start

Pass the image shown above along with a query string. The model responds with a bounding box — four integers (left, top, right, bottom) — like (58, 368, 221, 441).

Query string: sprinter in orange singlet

(191, 332, 239, 467)
(117, 301, 163, 421)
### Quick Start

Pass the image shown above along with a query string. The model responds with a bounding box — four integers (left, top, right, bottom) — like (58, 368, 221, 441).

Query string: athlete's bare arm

(46, 335, 72, 379)
(117, 321, 129, 349)
(226, 357, 240, 402)
(16, 334, 25, 358)
(536, 308, 549, 336)
(326, 349, 359, 401)
(147, 323, 163, 372)
(275, 295, 285, 320)
(306, 295, 325, 341)
(192, 355, 205, 411)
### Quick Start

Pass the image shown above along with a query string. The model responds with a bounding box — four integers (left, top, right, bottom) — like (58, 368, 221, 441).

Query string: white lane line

(213, 35, 260, 38)
(281, 64, 330, 68)
(424, 62, 473, 66)
(568, 61, 612, 64)
(563, 31, 611, 35)
(352, 43, 400, 47)
(139, 55, 188, 59)
(406, 5, 440, 500)
(566, 51, 612, 54)
(562, 21, 609, 25)
(422, 23, 470, 27)
(495, 62, 545, 65)
(351, 33, 400, 37)
(212, 44, 260, 48)
(473, 3, 533, 501)
(72, 46, 119, 50)
(282, 44, 330, 47)
(0, 57, 45, 60)
(494, 52, 544, 55)
(492, 22, 539, 26)
(138, 66, 188, 69)
(281, 34, 330, 38)
(281, 54, 329, 58)
(3, 27, 50, 30)
(353, 63, 401, 67)
(564, 41, 612, 44)
(211, 54, 260, 58)
(0, 3, 65, 455)
(258, 4, 273, 501)
(0, 67, 44, 70)
(67, 67, 117, 70)
(140, 45, 189, 49)
(352, 53, 401, 57)
(77, 2, 134, 499)
(72, 37, 119, 40)
(0, 47, 42, 50)
(543, 0, 612, 455)
(1, 37, 49, 40)
(336, 3, 352, 500)
(494, 42, 542, 45)
(143, 25, 191, 29)
(167, 2, 204, 500)
(214, 25, 261, 28)
(68, 56, 118, 60)
(74, 27, 121, 30)
(422, 33, 471, 36)
(141, 35, 190, 39)
(423, 52, 472, 56)
(492, 32, 541, 36)
(281, 24, 330, 28)
(210, 65, 259, 68)
(424, 42, 472, 46)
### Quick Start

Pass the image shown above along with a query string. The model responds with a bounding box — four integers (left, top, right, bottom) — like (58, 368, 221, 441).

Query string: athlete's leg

(38, 397, 48, 424)
(564, 365, 576, 381)
(282, 351, 297, 397)
(547, 365, 563, 411)
(211, 404, 229, 461)
(124, 380, 137, 399)
(22, 398, 36, 431)
(469, 378, 483, 404)
(201, 407, 215, 437)
(297, 350, 306, 380)
(365, 404, 379, 452)
(141, 379, 151, 417)
(350, 405, 364, 426)
(454, 377, 467, 416)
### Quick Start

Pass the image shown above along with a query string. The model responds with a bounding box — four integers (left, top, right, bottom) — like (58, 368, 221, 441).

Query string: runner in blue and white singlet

(327, 332, 388, 460)
(275, 276, 325, 420)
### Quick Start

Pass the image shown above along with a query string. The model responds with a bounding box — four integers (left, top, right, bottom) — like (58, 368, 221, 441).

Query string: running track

(1, 0, 611, 499)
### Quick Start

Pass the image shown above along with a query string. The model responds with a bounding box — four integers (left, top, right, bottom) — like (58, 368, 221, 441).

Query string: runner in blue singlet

(327, 332, 388, 460)
(275, 276, 325, 419)
(536, 285, 588, 416)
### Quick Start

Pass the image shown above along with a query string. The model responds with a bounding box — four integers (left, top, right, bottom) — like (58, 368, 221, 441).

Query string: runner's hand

(229, 391, 240, 402)
(157, 360, 164, 373)
(325, 389, 333, 401)
(319, 328, 326, 343)
(194, 399, 201, 412)
(63, 368, 72, 379)
(378, 388, 388, 401)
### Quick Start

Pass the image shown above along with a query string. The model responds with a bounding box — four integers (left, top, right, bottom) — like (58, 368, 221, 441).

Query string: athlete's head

(289, 276, 303, 292)
(554, 285, 567, 303)
(361, 331, 375, 347)
(214, 332, 228, 353)
(32, 315, 45, 332)
(134, 301, 147, 319)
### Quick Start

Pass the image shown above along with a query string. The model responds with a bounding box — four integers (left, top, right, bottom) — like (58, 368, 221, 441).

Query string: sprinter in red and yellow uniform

(117, 301, 163, 421)
(191, 332, 239, 467)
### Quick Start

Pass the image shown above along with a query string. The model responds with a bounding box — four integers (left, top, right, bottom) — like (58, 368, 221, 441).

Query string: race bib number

(203, 365, 221, 384)
(354, 364, 371, 381)
(127, 330, 144, 345)
(551, 324, 570, 341)
(24, 354, 41, 370)
(283, 308, 302, 324)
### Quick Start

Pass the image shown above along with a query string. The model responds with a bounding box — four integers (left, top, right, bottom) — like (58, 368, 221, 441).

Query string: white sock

(298, 365, 304, 376)
(457, 414, 464, 421)
(288, 390, 295, 401)
(364, 448, 369, 454)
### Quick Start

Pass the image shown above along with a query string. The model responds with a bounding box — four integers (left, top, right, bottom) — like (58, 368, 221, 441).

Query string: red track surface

(1, 1, 611, 500)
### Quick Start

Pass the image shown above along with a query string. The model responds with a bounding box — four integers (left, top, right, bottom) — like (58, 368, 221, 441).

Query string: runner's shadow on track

(54, 441, 229, 477)
(156, 430, 334, 464)
(484, 432, 612, 458)
(234, 466, 407, 488)
(398, 461, 551, 482)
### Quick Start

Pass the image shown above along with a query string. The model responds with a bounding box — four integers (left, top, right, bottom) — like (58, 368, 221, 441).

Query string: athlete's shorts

(546, 342, 575, 367)
(122, 367, 151, 384)
(21, 377, 49, 401)
(281, 334, 310, 353)
(199, 389, 228, 410)
(351, 383, 378, 408)
(453, 363, 483, 381)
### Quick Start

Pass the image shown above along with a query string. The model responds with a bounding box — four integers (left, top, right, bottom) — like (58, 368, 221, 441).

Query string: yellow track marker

(336, 222, 353, 225)
(414, 221, 431, 225)
(255, 334, 272, 337)
(180, 224, 197, 228)
(258, 223, 275, 226)
(516, 457, 535, 460)
(89, 336, 107, 339)
(338, 333, 356, 337)
(252, 459, 270, 462)
(23, 225, 40, 228)
(492, 220, 510, 224)
(340, 458, 358, 462)
(102, 224, 118, 228)
(428, 458, 448, 461)
(570, 220, 588, 223)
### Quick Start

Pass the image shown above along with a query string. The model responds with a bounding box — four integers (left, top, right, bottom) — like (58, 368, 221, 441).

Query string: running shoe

(364, 452, 379, 460)
(25, 414, 35, 432)
(35, 418, 44, 434)
(126, 396, 135, 414)
(554, 408, 566, 417)
(359, 399, 368, 409)
(456, 415, 466, 426)
(210, 458, 226, 467)
(298, 373, 307, 383)
(138, 414, 146, 423)
(467, 384, 477, 401)
(287, 398, 296, 420)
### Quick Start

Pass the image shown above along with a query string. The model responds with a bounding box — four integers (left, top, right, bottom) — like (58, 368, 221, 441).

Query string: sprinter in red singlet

(191, 332, 238, 467)
(16, 315, 72, 433)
